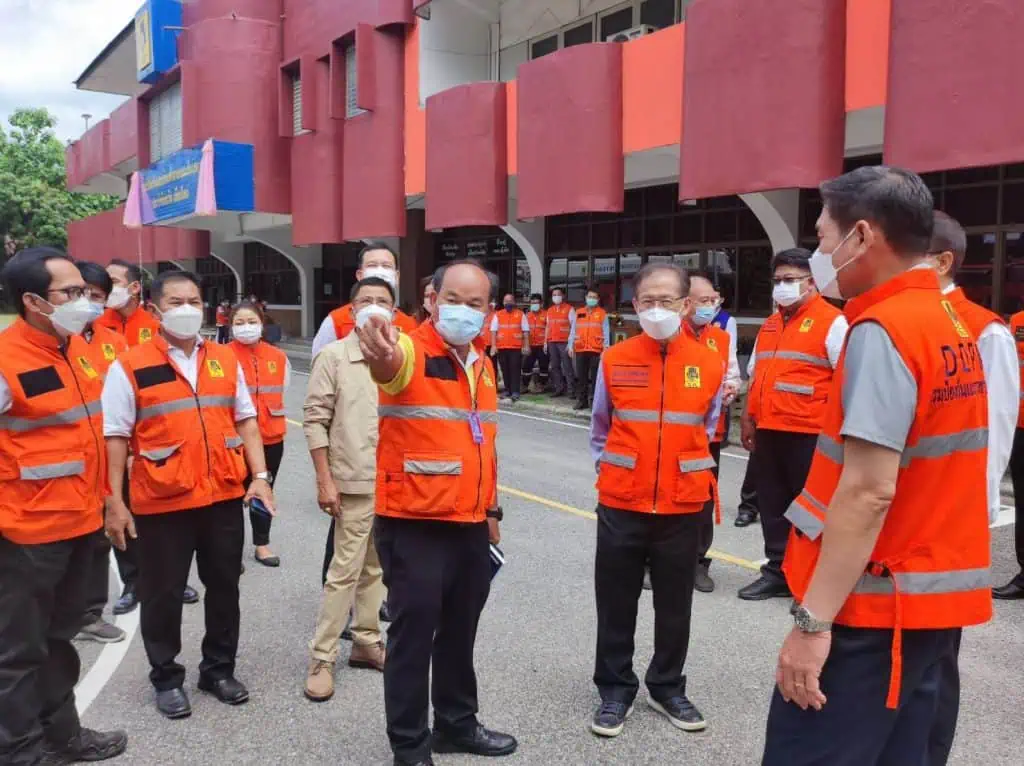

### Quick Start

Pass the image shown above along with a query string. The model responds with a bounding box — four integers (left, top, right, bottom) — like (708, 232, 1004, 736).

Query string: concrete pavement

(73, 372, 1024, 765)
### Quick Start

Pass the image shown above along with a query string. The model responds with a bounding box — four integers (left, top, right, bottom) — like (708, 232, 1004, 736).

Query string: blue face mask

(436, 303, 486, 346)
(692, 306, 717, 326)
(586, 297, 599, 308)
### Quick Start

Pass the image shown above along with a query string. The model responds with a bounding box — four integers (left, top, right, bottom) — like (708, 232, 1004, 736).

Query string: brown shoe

(349, 641, 386, 672)
(304, 659, 335, 702)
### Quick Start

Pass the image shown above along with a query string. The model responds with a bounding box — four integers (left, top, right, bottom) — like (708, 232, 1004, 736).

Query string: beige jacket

(303, 332, 378, 495)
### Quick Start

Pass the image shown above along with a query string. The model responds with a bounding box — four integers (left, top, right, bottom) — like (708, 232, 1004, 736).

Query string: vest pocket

(596, 449, 638, 502)
(136, 443, 194, 500)
(14, 449, 88, 509)
(768, 380, 819, 420)
(214, 432, 248, 485)
(673, 450, 714, 504)
(391, 452, 462, 516)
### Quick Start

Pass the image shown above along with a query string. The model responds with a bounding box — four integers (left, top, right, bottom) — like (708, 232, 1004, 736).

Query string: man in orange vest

(738, 248, 848, 601)
(685, 273, 740, 594)
(358, 260, 515, 766)
(570, 287, 609, 410)
(544, 287, 575, 397)
(489, 292, 530, 402)
(311, 243, 417, 358)
(523, 293, 549, 393)
(764, 166, 992, 766)
(102, 270, 276, 720)
(589, 263, 723, 738)
(215, 299, 230, 344)
(997, 303, 1024, 600)
(0, 248, 128, 764)
(95, 258, 160, 347)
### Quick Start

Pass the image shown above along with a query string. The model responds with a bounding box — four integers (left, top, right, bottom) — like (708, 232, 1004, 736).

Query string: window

(244, 242, 301, 305)
(346, 45, 365, 118)
(593, 256, 617, 307)
(618, 253, 642, 304)
(292, 74, 307, 136)
(736, 245, 773, 315)
(563, 22, 593, 48)
(1003, 232, 1024, 313)
(600, 6, 635, 41)
(148, 81, 182, 162)
(530, 35, 557, 59)
(641, 0, 677, 28)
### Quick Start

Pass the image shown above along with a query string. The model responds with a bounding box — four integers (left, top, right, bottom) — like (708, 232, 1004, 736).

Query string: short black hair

(632, 263, 689, 297)
(551, 286, 564, 294)
(75, 260, 113, 297)
(109, 258, 143, 284)
(150, 270, 202, 302)
(350, 276, 396, 303)
(359, 242, 398, 269)
(529, 293, 542, 302)
(431, 258, 489, 294)
(229, 300, 265, 324)
(2, 247, 73, 317)
(929, 211, 967, 277)
(819, 165, 934, 255)
(770, 247, 813, 273)
(585, 285, 600, 296)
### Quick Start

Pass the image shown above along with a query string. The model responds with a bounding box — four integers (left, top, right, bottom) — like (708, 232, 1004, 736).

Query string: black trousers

(245, 440, 284, 547)
(497, 349, 523, 398)
(594, 505, 700, 704)
(522, 346, 548, 386)
(754, 429, 816, 581)
(928, 629, 962, 766)
(1009, 427, 1024, 582)
(113, 474, 139, 590)
(697, 441, 721, 569)
(0, 531, 91, 764)
(85, 529, 112, 622)
(375, 517, 491, 762)
(216, 325, 230, 344)
(739, 449, 759, 515)
(763, 626, 961, 766)
(575, 351, 601, 406)
(135, 498, 244, 691)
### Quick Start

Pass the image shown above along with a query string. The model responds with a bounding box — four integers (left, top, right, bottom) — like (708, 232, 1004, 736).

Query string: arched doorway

(431, 226, 532, 302)
(242, 240, 303, 338)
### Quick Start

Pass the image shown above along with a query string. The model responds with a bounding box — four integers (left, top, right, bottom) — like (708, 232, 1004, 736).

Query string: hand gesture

(723, 381, 739, 406)
(357, 314, 399, 363)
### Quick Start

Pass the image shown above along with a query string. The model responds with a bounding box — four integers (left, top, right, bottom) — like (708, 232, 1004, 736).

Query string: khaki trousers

(309, 493, 384, 662)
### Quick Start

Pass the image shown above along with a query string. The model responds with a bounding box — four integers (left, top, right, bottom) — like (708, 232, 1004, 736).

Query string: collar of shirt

(941, 282, 955, 295)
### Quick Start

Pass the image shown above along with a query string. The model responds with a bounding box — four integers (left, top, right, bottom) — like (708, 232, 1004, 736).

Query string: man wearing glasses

(738, 248, 848, 601)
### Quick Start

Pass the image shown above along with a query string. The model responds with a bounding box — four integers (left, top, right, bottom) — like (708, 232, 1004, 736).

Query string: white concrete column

(739, 189, 800, 253)
(503, 198, 545, 295)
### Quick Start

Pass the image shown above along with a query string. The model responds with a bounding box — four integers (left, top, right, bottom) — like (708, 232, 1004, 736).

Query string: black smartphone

(489, 544, 505, 579)
(248, 497, 272, 518)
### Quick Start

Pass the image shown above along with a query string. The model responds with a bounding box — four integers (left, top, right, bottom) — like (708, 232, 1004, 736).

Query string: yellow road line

(287, 419, 759, 572)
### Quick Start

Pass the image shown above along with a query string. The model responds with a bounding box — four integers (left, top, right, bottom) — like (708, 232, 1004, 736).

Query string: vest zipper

(651, 346, 667, 513)
(471, 361, 484, 518)
(192, 347, 213, 480)
(61, 345, 104, 492)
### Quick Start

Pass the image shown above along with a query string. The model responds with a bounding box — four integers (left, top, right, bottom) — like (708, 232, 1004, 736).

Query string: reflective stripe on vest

(774, 381, 814, 395)
(852, 567, 991, 595)
(403, 459, 463, 475)
(784, 489, 829, 540)
(225, 435, 243, 449)
(757, 350, 830, 368)
(140, 444, 180, 461)
(0, 399, 101, 432)
(816, 433, 844, 464)
(20, 460, 85, 480)
(898, 428, 987, 466)
(248, 385, 284, 395)
(269, 408, 287, 417)
(378, 405, 498, 423)
(679, 456, 716, 472)
(613, 409, 703, 425)
(138, 395, 235, 421)
(600, 451, 636, 469)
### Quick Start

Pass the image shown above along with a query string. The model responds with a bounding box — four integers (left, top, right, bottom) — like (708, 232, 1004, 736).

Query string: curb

(498, 398, 592, 424)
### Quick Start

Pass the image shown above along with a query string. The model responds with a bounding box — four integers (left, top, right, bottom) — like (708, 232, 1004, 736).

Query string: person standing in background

(735, 350, 761, 527)
(215, 300, 230, 344)
(229, 301, 290, 568)
(545, 287, 576, 397)
(570, 288, 609, 411)
(490, 293, 530, 403)
(998, 305, 1024, 601)
(523, 293, 549, 394)
(418, 277, 436, 327)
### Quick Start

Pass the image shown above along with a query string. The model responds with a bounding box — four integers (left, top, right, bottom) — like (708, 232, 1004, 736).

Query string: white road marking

(497, 409, 589, 430)
(74, 553, 140, 715)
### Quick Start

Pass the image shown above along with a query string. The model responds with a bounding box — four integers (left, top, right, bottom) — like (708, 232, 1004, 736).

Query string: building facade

(65, 0, 1024, 347)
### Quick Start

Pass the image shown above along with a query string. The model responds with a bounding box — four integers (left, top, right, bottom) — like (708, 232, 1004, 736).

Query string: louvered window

(148, 82, 182, 162)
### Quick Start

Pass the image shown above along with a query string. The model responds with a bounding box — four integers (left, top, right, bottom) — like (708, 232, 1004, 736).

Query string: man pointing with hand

(358, 259, 515, 766)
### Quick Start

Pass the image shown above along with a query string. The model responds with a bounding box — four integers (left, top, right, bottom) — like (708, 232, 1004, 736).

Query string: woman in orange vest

(570, 287, 609, 410)
(765, 167, 991, 766)
(229, 301, 290, 567)
(215, 300, 230, 344)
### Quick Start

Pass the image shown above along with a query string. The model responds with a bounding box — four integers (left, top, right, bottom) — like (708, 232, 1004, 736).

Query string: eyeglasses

(47, 286, 87, 301)
(770, 276, 810, 286)
(635, 297, 683, 311)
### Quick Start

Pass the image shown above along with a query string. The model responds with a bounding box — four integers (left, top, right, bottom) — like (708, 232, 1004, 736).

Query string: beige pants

(309, 492, 385, 662)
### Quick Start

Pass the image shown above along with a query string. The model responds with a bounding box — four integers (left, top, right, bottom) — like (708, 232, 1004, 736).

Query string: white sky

(0, 0, 142, 142)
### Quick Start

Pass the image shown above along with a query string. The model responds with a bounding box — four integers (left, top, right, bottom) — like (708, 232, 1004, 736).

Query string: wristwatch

(486, 506, 504, 521)
(253, 471, 273, 483)
(793, 605, 832, 633)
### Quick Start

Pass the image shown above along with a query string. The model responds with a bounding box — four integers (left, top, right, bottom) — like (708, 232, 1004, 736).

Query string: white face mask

(106, 284, 132, 309)
(232, 323, 263, 345)
(355, 303, 394, 329)
(362, 266, 397, 289)
(809, 229, 858, 300)
(552, 295, 563, 305)
(37, 295, 94, 338)
(772, 280, 805, 308)
(159, 305, 204, 340)
(638, 307, 681, 341)
(86, 301, 105, 325)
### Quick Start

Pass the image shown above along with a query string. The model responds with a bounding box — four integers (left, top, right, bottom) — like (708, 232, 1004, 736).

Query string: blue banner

(136, 0, 181, 84)
(140, 146, 202, 223)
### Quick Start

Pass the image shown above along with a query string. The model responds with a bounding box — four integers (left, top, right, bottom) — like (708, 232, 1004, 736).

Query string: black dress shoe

(183, 585, 200, 604)
(572, 402, 588, 411)
(255, 553, 281, 567)
(112, 585, 137, 616)
(432, 724, 517, 757)
(993, 578, 1024, 600)
(156, 688, 192, 719)
(734, 509, 758, 527)
(394, 757, 435, 766)
(738, 575, 792, 601)
(198, 676, 249, 705)
(379, 600, 392, 623)
(50, 727, 128, 762)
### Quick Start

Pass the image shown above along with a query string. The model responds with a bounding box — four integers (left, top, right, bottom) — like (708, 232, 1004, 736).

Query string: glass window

(548, 258, 568, 292)
(618, 253, 642, 305)
(706, 248, 738, 312)
(943, 186, 998, 228)
(645, 184, 677, 215)
(564, 22, 594, 48)
(515, 257, 531, 298)
(1002, 183, 1024, 225)
(531, 35, 558, 59)
(736, 245, 773, 315)
(593, 256, 617, 308)
(962, 232, 996, 309)
(546, 224, 568, 254)
(624, 188, 644, 216)
(620, 219, 643, 248)
(566, 258, 590, 304)
(678, 0, 698, 21)
(592, 221, 618, 250)
(738, 207, 767, 241)
(641, 0, 676, 29)
(1006, 164, 1024, 180)
(1004, 232, 1024, 313)
(672, 213, 702, 245)
(673, 251, 701, 270)
(567, 224, 591, 252)
(706, 211, 737, 242)
(600, 6, 634, 41)
(645, 217, 671, 247)
(944, 165, 1000, 185)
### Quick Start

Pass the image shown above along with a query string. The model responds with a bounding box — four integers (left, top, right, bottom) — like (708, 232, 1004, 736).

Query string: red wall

(76, 120, 111, 185)
(108, 98, 139, 169)
(67, 206, 209, 266)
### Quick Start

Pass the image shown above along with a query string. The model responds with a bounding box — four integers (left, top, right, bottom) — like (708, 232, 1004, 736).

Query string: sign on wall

(135, 0, 181, 84)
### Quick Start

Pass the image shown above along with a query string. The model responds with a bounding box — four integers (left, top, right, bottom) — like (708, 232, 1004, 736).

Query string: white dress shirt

(102, 336, 257, 438)
(746, 313, 849, 379)
(312, 316, 339, 359)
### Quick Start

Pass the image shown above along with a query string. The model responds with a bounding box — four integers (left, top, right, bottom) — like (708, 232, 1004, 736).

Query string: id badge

(469, 412, 484, 444)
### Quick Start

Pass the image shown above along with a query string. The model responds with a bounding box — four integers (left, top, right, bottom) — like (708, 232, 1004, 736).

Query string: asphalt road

(74, 375, 1024, 765)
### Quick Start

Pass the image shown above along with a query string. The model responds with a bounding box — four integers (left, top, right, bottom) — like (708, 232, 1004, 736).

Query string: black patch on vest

(424, 355, 458, 382)
(134, 363, 177, 390)
(18, 366, 63, 398)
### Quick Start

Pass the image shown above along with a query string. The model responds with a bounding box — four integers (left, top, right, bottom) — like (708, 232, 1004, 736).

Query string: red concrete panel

(65, 143, 81, 190)
(679, 0, 846, 200)
(77, 120, 111, 183)
(355, 23, 376, 112)
(884, 0, 1024, 172)
(376, 0, 415, 28)
(108, 99, 139, 168)
(300, 54, 319, 132)
(425, 82, 507, 230)
(516, 44, 624, 220)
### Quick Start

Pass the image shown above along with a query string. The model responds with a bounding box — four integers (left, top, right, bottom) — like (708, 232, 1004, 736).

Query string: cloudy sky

(0, 0, 142, 142)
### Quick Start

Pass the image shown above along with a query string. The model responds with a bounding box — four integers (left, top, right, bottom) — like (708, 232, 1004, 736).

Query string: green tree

(0, 107, 118, 256)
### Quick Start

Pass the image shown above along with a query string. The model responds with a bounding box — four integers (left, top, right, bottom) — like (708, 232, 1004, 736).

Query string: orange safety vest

(231, 340, 288, 445)
(783, 268, 991, 709)
(1010, 310, 1024, 428)
(496, 308, 526, 350)
(748, 294, 841, 434)
(376, 321, 498, 523)
(94, 305, 161, 347)
(688, 322, 731, 443)
(546, 303, 573, 343)
(329, 304, 417, 341)
(574, 307, 607, 353)
(0, 318, 105, 545)
(81, 324, 129, 381)
(216, 307, 228, 327)
(527, 311, 547, 347)
(596, 331, 723, 517)
(119, 336, 247, 515)
(480, 311, 496, 347)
